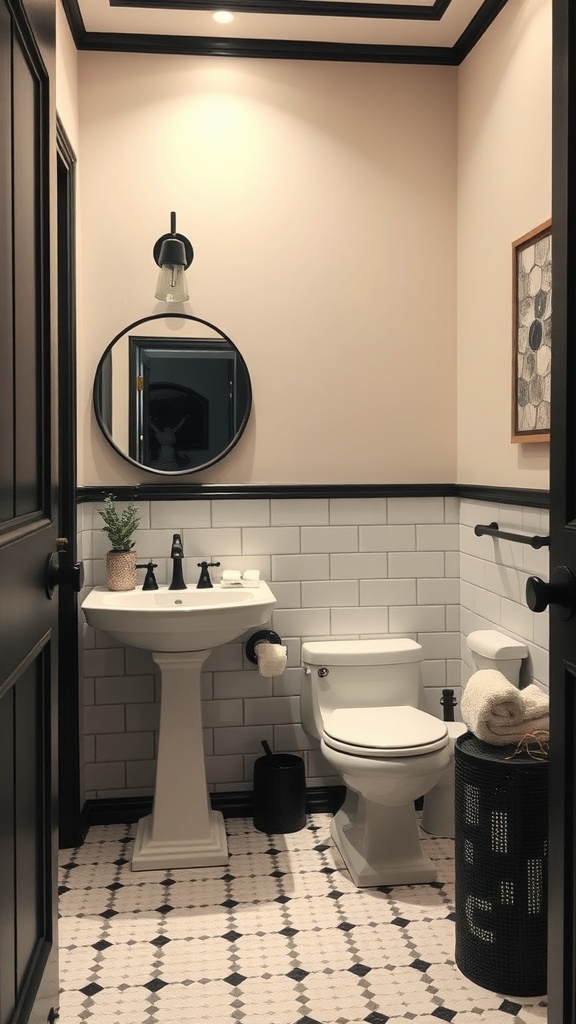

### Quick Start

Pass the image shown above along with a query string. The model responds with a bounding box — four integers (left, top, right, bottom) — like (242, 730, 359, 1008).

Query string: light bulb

(155, 263, 189, 303)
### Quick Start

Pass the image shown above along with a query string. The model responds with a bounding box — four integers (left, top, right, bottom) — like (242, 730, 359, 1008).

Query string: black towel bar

(474, 522, 550, 549)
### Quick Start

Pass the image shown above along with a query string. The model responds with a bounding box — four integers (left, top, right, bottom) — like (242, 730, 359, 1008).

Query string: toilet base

(331, 790, 437, 887)
(421, 778, 455, 838)
(421, 725, 467, 838)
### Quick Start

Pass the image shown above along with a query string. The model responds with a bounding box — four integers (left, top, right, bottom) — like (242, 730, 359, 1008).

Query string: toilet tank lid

(466, 629, 528, 660)
(302, 638, 422, 666)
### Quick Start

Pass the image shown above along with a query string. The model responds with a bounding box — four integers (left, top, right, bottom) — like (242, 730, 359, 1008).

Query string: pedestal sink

(81, 583, 276, 870)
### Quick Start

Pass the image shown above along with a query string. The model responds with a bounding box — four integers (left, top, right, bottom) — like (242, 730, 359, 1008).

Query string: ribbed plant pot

(106, 550, 137, 591)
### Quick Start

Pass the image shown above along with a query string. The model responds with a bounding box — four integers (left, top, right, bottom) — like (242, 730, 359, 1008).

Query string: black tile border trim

(80, 785, 346, 835)
(77, 482, 549, 509)
(456, 484, 549, 509)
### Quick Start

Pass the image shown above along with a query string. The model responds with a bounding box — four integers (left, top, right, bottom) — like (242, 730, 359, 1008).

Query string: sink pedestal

(80, 581, 277, 870)
(131, 649, 228, 871)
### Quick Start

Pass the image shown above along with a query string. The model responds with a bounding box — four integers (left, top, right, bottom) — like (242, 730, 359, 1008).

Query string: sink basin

(81, 582, 277, 651)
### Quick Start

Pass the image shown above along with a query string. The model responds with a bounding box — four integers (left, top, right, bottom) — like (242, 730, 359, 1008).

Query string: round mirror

(93, 313, 252, 475)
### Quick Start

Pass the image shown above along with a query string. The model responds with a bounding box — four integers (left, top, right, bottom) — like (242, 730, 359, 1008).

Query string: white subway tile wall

(459, 499, 549, 690)
(78, 495, 549, 800)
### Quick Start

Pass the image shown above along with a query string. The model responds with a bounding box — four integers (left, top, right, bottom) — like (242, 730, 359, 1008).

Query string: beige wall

(56, 0, 79, 153)
(457, 0, 551, 487)
(60, 0, 551, 490)
(76, 56, 458, 485)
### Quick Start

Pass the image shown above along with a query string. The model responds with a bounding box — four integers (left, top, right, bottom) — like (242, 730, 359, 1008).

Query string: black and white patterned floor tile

(58, 814, 548, 1024)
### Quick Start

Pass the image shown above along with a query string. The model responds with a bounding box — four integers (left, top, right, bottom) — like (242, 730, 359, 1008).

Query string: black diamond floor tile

(143, 978, 168, 992)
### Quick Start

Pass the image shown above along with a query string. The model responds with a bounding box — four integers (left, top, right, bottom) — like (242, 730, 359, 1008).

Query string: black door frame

(56, 118, 82, 850)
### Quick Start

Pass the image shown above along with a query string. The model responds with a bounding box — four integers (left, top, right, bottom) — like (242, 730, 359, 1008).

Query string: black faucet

(196, 561, 221, 589)
(169, 534, 187, 590)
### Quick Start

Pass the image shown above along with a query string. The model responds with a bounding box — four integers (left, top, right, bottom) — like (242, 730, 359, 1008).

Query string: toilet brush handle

(440, 689, 457, 722)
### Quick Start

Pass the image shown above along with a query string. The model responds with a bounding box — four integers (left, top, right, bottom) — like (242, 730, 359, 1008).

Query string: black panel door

(547, 1, 576, 1020)
(0, 0, 59, 1019)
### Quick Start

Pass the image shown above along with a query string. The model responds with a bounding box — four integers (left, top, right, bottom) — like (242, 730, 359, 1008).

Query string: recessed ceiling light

(213, 10, 234, 23)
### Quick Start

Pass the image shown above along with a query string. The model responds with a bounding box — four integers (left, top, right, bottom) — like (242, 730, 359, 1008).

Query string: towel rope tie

(504, 730, 549, 761)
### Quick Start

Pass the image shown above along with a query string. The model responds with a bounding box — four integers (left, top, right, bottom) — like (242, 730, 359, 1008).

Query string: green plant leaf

(96, 493, 140, 551)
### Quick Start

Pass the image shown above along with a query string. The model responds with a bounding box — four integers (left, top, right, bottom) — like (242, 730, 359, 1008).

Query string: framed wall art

(511, 219, 552, 443)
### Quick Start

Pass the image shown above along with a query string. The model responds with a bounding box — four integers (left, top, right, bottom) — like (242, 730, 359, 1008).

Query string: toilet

(421, 629, 529, 838)
(301, 638, 450, 888)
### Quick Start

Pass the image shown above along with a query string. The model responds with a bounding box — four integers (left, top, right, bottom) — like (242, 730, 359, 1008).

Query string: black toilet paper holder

(246, 629, 283, 664)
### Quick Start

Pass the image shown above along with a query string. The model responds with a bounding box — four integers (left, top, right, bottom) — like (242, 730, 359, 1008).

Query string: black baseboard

(78, 785, 346, 840)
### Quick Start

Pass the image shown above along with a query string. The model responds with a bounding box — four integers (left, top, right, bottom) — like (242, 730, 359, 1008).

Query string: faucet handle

(136, 561, 159, 591)
(196, 561, 221, 589)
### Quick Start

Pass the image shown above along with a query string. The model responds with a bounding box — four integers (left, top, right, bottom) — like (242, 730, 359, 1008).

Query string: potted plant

(96, 493, 141, 591)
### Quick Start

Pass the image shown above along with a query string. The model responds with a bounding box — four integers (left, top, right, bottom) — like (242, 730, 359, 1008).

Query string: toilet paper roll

(254, 640, 288, 678)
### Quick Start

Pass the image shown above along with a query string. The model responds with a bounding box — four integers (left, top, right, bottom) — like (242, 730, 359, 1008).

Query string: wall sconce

(153, 211, 194, 303)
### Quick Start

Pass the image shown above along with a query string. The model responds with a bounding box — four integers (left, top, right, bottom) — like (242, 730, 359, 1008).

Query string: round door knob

(45, 551, 84, 599)
(526, 565, 576, 620)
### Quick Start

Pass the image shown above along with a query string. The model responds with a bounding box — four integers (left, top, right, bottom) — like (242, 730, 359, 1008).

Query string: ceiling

(62, 0, 510, 62)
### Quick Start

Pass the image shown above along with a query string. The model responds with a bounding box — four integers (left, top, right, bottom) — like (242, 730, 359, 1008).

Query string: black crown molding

(73, 32, 459, 63)
(110, 0, 452, 21)
(77, 482, 549, 508)
(61, 0, 509, 64)
(452, 0, 508, 64)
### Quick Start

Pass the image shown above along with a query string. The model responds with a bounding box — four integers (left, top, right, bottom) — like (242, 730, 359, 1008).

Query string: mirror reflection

(94, 313, 252, 475)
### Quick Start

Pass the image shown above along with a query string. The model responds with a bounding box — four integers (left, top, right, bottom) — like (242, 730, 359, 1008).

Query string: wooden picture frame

(511, 219, 552, 443)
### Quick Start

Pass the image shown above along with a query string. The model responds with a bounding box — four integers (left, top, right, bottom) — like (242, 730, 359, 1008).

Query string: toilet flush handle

(318, 667, 329, 678)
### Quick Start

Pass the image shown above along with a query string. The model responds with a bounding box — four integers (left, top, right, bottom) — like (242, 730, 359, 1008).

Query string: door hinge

(136, 375, 144, 391)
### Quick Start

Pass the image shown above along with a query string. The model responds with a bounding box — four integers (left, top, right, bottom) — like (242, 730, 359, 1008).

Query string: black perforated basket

(454, 733, 548, 997)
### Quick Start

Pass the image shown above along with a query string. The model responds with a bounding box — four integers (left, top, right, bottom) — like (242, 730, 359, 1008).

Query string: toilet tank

(301, 639, 423, 740)
(466, 629, 528, 686)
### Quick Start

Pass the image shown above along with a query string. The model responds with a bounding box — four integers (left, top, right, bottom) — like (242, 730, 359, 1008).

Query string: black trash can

(454, 733, 548, 997)
(253, 752, 306, 834)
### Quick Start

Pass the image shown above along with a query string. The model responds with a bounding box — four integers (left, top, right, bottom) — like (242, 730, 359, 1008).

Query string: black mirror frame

(93, 312, 252, 476)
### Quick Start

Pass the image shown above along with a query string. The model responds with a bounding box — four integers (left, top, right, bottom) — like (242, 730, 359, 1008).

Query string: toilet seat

(323, 706, 448, 758)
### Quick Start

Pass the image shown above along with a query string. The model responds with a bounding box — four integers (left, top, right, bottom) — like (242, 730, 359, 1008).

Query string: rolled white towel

(521, 683, 550, 721)
(461, 669, 549, 746)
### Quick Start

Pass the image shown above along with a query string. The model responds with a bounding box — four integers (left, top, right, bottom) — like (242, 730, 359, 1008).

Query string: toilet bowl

(301, 638, 450, 887)
(421, 630, 529, 838)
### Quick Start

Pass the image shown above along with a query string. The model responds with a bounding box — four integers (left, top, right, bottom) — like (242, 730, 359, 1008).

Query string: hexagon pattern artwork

(515, 228, 552, 437)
